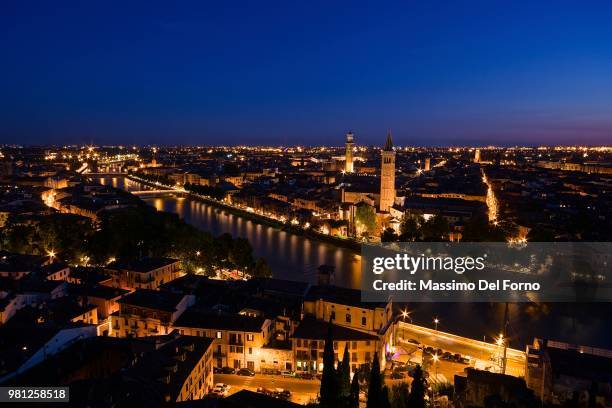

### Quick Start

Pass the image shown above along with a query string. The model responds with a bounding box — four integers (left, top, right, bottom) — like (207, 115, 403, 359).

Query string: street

(213, 322, 527, 404)
(214, 373, 320, 404)
(395, 321, 526, 379)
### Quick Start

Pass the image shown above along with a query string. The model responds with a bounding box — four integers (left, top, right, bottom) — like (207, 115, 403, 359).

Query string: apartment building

(105, 257, 184, 291)
(173, 308, 273, 372)
(292, 316, 380, 374)
(110, 290, 195, 338)
(127, 334, 214, 403)
(303, 285, 393, 335)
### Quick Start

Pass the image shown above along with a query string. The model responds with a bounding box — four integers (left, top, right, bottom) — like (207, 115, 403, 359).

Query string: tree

(339, 343, 351, 397)
(381, 227, 398, 242)
(229, 237, 254, 270)
(420, 215, 450, 241)
(320, 321, 339, 408)
(390, 383, 410, 408)
(367, 352, 385, 408)
(349, 369, 360, 408)
(381, 385, 391, 408)
(399, 215, 421, 241)
(407, 365, 427, 408)
(1, 223, 36, 254)
(355, 203, 377, 237)
(252, 257, 272, 278)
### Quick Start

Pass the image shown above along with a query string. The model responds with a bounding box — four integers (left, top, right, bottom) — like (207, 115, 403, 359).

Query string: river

(98, 176, 612, 349)
(99, 176, 362, 288)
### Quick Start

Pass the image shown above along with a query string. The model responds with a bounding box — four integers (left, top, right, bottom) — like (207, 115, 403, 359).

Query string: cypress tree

(349, 369, 360, 408)
(381, 385, 391, 408)
(340, 343, 351, 396)
(407, 365, 427, 408)
(366, 352, 382, 408)
(319, 321, 338, 408)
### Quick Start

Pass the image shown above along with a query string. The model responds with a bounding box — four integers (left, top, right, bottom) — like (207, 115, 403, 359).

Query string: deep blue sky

(1, 1, 612, 146)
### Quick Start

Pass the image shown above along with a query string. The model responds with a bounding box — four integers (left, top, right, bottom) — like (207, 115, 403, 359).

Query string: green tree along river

(99, 176, 612, 350)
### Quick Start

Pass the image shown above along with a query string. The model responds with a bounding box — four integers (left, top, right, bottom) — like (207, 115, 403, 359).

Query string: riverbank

(125, 174, 362, 253)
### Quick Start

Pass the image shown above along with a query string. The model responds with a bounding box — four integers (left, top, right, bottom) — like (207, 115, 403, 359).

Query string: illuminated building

(293, 317, 380, 373)
(174, 309, 273, 372)
(379, 131, 396, 212)
(105, 257, 184, 290)
(110, 289, 195, 337)
(345, 131, 354, 173)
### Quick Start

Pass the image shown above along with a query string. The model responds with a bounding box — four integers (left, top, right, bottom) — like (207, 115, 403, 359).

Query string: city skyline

(2, 1, 612, 146)
(0, 3, 611, 405)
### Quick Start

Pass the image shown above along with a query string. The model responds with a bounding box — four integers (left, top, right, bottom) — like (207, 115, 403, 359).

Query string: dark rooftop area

(293, 317, 378, 341)
(305, 284, 388, 309)
(174, 309, 266, 332)
(118, 289, 186, 312)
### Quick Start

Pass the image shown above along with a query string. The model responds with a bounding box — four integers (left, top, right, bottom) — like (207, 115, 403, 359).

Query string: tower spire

(384, 130, 393, 151)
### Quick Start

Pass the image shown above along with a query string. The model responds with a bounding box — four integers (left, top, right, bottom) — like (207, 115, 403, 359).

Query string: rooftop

(118, 289, 186, 312)
(174, 309, 267, 332)
(305, 284, 388, 309)
(293, 317, 379, 341)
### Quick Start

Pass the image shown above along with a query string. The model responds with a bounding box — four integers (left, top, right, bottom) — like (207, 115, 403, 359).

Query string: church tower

(345, 132, 354, 173)
(379, 131, 396, 212)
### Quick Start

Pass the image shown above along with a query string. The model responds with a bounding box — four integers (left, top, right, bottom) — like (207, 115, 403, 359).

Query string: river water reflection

(100, 176, 362, 288)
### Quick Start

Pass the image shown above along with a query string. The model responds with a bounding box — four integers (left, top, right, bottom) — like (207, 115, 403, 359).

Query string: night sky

(1, 1, 612, 146)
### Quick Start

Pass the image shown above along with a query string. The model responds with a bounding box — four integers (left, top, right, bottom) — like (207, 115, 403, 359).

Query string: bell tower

(379, 131, 396, 212)
(345, 132, 354, 173)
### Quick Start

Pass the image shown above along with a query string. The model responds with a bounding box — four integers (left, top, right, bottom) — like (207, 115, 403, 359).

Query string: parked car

(273, 388, 291, 400)
(212, 383, 230, 397)
(281, 370, 295, 378)
(219, 366, 236, 374)
(298, 372, 315, 380)
(257, 387, 273, 396)
(390, 371, 405, 380)
(237, 367, 255, 376)
(442, 351, 453, 361)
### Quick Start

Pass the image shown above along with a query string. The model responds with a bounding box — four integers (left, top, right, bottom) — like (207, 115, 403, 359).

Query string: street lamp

(47, 250, 56, 261)
(434, 317, 439, 331)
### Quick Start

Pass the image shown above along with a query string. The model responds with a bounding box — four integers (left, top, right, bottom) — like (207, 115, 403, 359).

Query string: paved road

(395, 321, 525, 378)
(214, 373, 320, 404)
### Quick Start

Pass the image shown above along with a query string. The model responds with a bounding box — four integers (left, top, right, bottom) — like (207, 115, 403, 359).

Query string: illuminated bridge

(131, 189, 186, 198)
